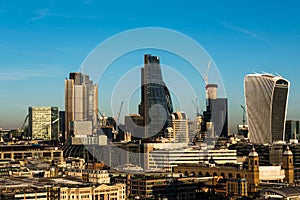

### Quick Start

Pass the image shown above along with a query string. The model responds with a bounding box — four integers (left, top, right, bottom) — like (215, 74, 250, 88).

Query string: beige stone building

(59, 183, 126, 200)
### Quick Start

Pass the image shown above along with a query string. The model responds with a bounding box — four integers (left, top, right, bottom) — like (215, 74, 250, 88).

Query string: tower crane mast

(240, 105, 246, 127)
(117, 101, 124, 125)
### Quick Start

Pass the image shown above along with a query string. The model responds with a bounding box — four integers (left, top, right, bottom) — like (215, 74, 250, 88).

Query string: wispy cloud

(26, 8, 49, 22)
(0, 65, 65, 81)
(26, 8, 103, 23)
(221, 21, 271, 44)
(54, 47, 85, 54)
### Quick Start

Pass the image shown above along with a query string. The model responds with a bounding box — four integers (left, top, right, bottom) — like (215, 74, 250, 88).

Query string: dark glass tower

(203, 98, 228, 138)
(139, 54, 173, 139)
(285, 120, 300, 142)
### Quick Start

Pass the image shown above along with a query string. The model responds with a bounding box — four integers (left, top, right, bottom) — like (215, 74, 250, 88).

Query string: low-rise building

(66, 168, 110, 184)
(174, 146, 295, 195)
(147, 146, 237, 171)
(0, 177, 126, 200)
(0, 145, 63, 162)
(59, 183, 125, 200)
(260, 186, 300, 199)
(114, 173, 213, 200)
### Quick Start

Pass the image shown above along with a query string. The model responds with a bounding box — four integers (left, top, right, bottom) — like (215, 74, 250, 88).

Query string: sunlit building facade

(65, 72, 98, 142)
(165, 112, 189, 143)
(244, 73, 289, 144)
(28, 106, 59, 140)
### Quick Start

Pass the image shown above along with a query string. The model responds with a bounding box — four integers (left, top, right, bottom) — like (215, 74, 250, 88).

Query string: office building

(65, 72, 98, 142)
(147, 147, 237, 171)
(244, 73, 289, 144)
(188, 115, 203, 143)
(210, 98, 228, 137)
(285, 120, 300, 143)
(138, 54, 173, 139)
(124, 114, 144, 139)
(203, 84, 228, 138)
(165, 111, 189, 143)
(0, 144, 63, 162)
(59, 111, 65, 142)
(28, 106, 59, 140)
(0, 178, 126, 200)
(121, 174, 210, 200)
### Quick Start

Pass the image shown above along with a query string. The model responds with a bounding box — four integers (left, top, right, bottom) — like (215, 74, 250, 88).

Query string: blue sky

(0, 0, 300, 132)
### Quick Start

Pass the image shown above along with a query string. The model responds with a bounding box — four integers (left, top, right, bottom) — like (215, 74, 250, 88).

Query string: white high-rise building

(244, 73, 289, 144)
(165, 112, 189, 143)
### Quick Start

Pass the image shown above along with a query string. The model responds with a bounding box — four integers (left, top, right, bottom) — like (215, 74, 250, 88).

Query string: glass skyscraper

(244, 73, 289, 144)
(65, 72, 98, 142)
(285, 120, 300, 142)
(138, 54, 173, 139)
(202, 84, 228, 138)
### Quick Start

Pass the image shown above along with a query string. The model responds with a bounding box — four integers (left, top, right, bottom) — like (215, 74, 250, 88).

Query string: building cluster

(0, 54, 299, 199)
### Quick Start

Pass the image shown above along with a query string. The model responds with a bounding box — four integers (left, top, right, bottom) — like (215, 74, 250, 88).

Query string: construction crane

(97, 109, 107, 127)
(204, 61, 211, 108)
(116, 101, 124, 125)
(240, 105, 246, 127)
(204, 60, 211, 88)
(191, 97, 202, 116)
(113, 101, 124, 135)
(21, 115, 29, 131)
(20, 115, 29, 139)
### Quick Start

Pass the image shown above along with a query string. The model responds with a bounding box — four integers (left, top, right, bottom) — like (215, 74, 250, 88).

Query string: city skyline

(1, 1, 300, 131)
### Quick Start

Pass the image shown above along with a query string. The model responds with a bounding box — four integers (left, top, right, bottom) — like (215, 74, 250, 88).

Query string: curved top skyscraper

(244, 73, 290, 144)
(139, 54, 173, 139)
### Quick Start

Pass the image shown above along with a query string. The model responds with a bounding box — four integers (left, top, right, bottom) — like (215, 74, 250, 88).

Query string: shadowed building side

(138, 54, 173, 139)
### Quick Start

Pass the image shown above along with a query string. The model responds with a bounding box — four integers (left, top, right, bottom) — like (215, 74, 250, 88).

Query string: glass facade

(28, 106, 59, 140)
(139, 54, 173, 139)
(65, 72, 98, 141)
(285, 120, 300, 142)
(204, 98, 228, 138)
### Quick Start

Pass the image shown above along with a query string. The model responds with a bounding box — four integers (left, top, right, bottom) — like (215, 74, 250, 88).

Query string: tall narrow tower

(203, 83, 228, 138)
(244, 73, 289, 144)
(283, 146, 294, 184)
(248, 146, 259, 192)
(65, 72, 98, 142)
(138, 54, 173, 139)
